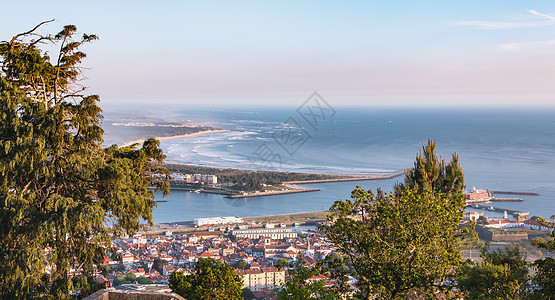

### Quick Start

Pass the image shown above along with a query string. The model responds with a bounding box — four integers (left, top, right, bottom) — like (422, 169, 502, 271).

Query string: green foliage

(126, 272, 137, 281)
(323, 186, 465, 299)
(153, 258, 169, 274)
(531, 217, 555, 252)
(169, 258, 242, 300)
(98, 265, 111, 276)
(322, 142, 466, 299)
(276, 259, 343, 300)
(532, 258, 555, 299)
(234, 260, 249, 270)
(402, 139, 465, 195)
(137, 276, 153, 285)
(0, 23, 169, 298)
(275, 258, 289, 270)
(324, 252, 354, 274)
(165, 163, 342, 191)
(457, 245, 530, 299)
(113, 274, 127, 286)
(530, 217, 555, 299)
(241, 288, 255, 300)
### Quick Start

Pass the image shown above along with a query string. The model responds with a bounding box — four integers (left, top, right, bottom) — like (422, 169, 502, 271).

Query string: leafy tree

(322, 186, 465, 299)
(276, 259, 343, 300)
(137, 276, 153, 285)
(0, 22, 169, 298)
(402, 139, 464, 195)
(532, 258, 555, 299)
(169, 257, 243, 300)
(241, 288, 255, 300)
(153, 257, 169, 274)
(531, 217, 555, 299)
(322, 142, 466, 299)
(113, 274, 128, 286)
(275, 257, 289, 270)
(126, 272, 137, 282)
(98, 265, 111, 276)
(324, 252, 354, 274)
(457, 245, 530, 299)
(234, 260, 249, 270)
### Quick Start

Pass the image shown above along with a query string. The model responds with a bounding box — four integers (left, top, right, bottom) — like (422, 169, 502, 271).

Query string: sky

(2, 1, 555, 107)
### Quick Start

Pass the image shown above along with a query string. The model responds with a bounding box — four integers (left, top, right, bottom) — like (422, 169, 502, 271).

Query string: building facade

(231, 228, 298, 239)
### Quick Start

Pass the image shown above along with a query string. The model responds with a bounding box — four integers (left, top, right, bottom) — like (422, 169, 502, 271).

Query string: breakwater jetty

(226, 187, 320, 199)
(492, 190, 540, 196)
(492, 198, 523, 202)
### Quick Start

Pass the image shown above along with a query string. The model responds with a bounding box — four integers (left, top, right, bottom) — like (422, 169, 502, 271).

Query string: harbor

(464, 188, 536, 220)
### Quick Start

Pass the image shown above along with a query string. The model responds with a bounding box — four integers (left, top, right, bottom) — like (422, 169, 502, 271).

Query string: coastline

(283, 171, 405, 184)
(121, 129, 228, 147)
(226, 171, 405, 198)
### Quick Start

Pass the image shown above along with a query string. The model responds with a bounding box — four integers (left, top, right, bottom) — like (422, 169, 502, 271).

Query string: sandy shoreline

(121, 129, 228, 147)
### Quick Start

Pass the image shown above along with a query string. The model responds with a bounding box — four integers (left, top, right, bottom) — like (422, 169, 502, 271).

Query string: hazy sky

(2, 1, 555, 107)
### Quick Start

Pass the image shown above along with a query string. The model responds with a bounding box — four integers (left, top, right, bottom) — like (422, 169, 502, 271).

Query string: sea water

(121, 105, 555, 223)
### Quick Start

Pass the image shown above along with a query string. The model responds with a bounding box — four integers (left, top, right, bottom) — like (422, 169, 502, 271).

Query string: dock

(469, 203, 529, 219)
(491, 198, 523, 202)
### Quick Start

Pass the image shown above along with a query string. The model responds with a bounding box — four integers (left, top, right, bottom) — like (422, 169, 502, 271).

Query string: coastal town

(4, 3, 555, 298)
(92, 222, 344, 299)
(87, 196, 555, 299)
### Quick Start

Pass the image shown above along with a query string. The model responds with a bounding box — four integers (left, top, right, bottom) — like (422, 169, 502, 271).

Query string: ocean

(106, 105, 555, 223)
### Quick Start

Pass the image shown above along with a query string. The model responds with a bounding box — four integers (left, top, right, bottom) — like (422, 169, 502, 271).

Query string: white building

(194, 216, 243, 226)
(232, 228, 298, 239)
(132, 234, 147, 245)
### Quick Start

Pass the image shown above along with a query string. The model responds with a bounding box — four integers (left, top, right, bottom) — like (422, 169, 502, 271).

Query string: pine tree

(403, 139, 465, 195)
(323, 141, 467, 299)
(0, 22, 169, 298)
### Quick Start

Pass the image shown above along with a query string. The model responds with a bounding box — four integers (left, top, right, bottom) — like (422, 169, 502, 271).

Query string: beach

(122, 129, 228, 147)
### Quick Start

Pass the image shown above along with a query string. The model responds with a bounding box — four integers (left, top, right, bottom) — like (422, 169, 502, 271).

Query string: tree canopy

(531, 218, 555, 299)
(169, 257, 243, 300)
(457, 245, 530, 299)
(322, 141, 466, 299)
(0, 22, 169, 298)
(402, 139, 464, 195)
(276, 258, 344, 300)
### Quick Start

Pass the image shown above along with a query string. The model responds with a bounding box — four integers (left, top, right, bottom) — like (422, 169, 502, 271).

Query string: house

(162, 265, 175, 276)
(121, 251, 134, 266)
(234, 267, 285, 292)
(95, 276, 111, 288)
(465, 211, 482, 222)
(523, 219, 554, 231)
(132, 234, 147, 245)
